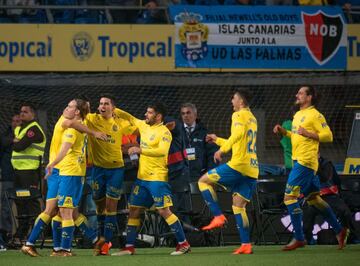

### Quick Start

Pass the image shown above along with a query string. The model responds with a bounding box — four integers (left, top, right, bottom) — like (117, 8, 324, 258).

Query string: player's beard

(146, 117, 155, 126)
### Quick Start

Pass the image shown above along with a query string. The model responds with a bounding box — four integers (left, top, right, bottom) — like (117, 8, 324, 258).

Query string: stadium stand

(0, 1, 360, 24)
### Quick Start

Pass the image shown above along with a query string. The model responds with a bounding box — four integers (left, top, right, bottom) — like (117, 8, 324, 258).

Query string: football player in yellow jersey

(273, 86, 347, 251)
(85, 95, 135, 255)
(112, 103, 191, 256)
(198, 89, 258, 255)
(21, 99, 106, 257)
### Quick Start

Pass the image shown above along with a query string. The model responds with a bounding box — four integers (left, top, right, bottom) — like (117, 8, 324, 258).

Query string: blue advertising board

(169, 6, 347, 69)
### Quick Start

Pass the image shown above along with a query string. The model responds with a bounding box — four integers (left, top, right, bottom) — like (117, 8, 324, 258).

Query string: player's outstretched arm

(62, 119, 107, 140)
(114, 108, 140, 128)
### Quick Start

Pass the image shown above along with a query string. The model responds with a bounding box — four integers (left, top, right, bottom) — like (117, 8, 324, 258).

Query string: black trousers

(13, 169, 41, 238)
(303, 194, 359, 242)
(169, 169, 192, 225)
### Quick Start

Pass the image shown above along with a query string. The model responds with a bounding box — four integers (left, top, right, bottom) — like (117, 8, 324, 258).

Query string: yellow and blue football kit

(86, 113, 135, 200)
(46, 115, 66, 201)
(287, 106, 333, 172)
(27, 118, 99, 250)
(210, 108, 259, 199)
(199, 107, 258, 244)
(86, 112, 136, 246)
(27, 115, 73, 247)
(285, 106, 333, 198)
(115, 109, 188, 248)
(283, 106, 341, 242)
(56, 126, 87, 252)
(57, 127, 87, 209)
(120, 116, 173, 208)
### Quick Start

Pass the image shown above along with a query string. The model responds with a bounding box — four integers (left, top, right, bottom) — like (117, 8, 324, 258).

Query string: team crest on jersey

(150, 134, 156, 141)
(71, 32, 94, 61)
(302, 11, 344, 65)
(300, 116, 306, 122)
(176, 12, 209, 62)
(112, 124, 118, 132)
(77, 156, 85, 164)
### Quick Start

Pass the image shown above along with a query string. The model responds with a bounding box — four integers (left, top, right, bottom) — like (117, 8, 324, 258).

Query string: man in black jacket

(180, 103, 218, 182)
(165, 115, 191, 224)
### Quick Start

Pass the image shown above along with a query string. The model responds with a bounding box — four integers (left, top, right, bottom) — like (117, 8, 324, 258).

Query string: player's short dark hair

(21, 102, 37, 114)
(148, 102, 167, 121)
(74, 98, 90, 119)
(303, 85, 321, 106)
(234, 88, 253, 106)
(99, 93, 116, 106)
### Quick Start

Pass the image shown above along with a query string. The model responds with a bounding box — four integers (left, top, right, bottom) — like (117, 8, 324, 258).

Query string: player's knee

(44, 205, 58, 217)
(157, 207, 172, 218)
(283, 194, 296, 204)
(59, 208, 73, 220)
(198, 180, 212, 192)
(128, 206, 141, 218)
(106, 199, 118, 212)
(232, 195, 247, 208)
(198, 173, 210, 184)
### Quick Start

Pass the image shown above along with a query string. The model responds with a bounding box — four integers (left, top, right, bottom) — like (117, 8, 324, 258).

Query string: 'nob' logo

(302, 11, 344, 65)
(71, 32, 94, 61)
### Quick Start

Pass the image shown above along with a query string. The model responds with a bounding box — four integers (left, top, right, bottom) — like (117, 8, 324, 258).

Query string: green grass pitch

(1, 245, 359, 266)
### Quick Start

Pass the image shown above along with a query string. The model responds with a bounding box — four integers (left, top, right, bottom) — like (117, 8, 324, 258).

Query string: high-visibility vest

(11, 121, 46, 170)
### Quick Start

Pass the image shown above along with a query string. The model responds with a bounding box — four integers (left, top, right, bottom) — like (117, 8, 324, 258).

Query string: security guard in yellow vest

(11, 103, 46, 241)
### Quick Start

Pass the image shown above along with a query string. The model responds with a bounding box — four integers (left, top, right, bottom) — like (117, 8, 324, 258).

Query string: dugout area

(0, 71, 359, 246)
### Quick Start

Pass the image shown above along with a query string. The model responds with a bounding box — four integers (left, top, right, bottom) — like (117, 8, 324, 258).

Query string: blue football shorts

(57, 175, 84, 208)
(129, 179, 173, 209)
(285, 161, 320, 198)
(207, 163, 257, 202)
(91, 166, 124, 201)
(46, 168, 60, 201)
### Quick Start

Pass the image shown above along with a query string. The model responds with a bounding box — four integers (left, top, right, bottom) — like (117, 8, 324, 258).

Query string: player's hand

(128, 146, 141, 155)
(206, 134, 217, 143)
(214, 150, 222, 163)
(297, 126, 308, 137)
(93, 131, 107, 141)
(273, 124, 285, 136)
(44, 164, 54, 180)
